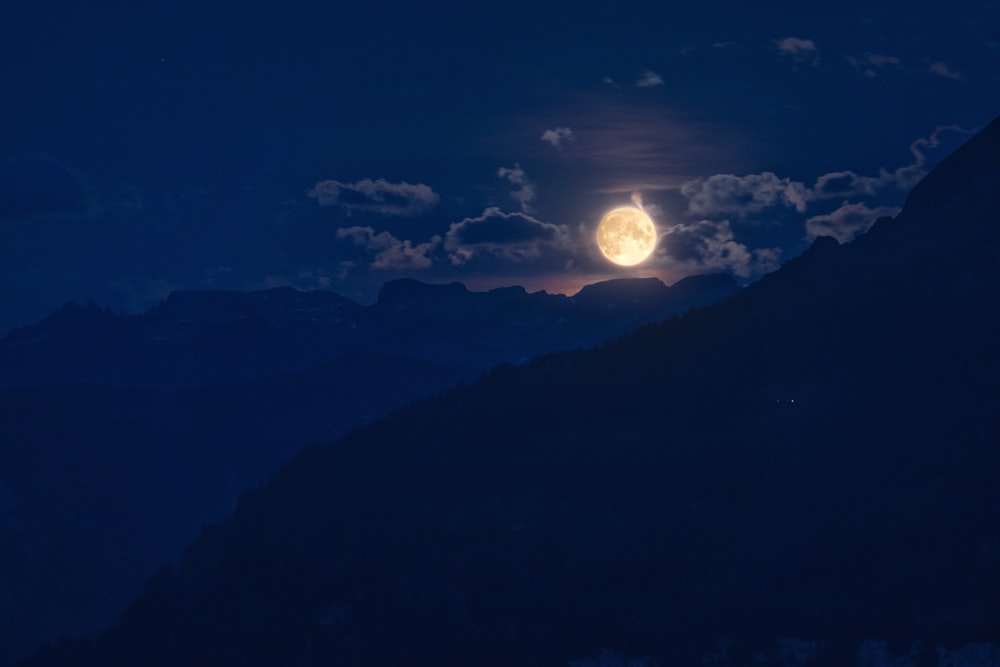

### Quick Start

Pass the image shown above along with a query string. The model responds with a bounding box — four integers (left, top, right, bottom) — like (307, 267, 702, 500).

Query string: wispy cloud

(336, 226, 437, 269)
(497, 164, 536, 214)
(308, 178, 440, 216)
(506, 91, 746, 195)
(679, 126, 972, 219)
(813, 124, 973, 198)
(847, 52, 901, 77)
(804, 201, 900, 243)
(635, 70, 665, 87)
(554, 104, 735, 193)
(929, 61, 964, 81)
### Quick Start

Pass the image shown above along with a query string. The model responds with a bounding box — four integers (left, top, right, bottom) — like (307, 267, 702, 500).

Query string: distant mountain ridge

(0, 274, 738, 389)
(22, 116, 1000, 666)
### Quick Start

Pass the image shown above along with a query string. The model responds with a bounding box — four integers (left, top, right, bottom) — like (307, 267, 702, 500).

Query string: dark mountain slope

(0, 274, 737, 666)
(0, 353, 475, 665)
(25, 117, 1000, 666)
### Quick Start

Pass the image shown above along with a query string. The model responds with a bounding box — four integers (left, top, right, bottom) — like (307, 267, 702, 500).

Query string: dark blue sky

(1, 0, 998, 332)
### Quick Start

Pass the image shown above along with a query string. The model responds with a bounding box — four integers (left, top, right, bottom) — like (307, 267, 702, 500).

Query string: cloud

(847, 52, 901, 77)
(812, 125, 973, 198)
(811, 170, 889, 199)
(774, 36, 819, 65)
(804, 201, 901, 243)
(336, 226, 437, 269)
(865, 53, 900, 67)
(497, 164, 536, 214)
(308, 178, 440, 216)
(336, 205, 576, 273)
(635, 70, 664, 87)
(680, 172, 810, 218)
(661, 219, 780, 278)
(444, 207, 570, 265)
(683, 126, 972, 219)
(929, 61, 964, 81)
(774, 36, 817, 55)
(540, 126, 575, 148)
(517, 94, 742, 194)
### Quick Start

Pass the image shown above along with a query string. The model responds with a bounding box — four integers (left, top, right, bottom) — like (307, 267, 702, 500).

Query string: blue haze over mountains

(6, 115, 1000, 666)
(0, 272, 737, 665)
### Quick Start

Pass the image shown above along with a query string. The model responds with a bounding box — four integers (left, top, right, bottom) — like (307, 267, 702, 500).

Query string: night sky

(2, 0, 998, 333)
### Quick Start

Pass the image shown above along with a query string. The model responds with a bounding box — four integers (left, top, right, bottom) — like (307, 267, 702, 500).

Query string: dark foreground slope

(28, 117, 1000, 666)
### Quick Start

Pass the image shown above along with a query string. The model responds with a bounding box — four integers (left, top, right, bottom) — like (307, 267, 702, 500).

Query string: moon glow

(596, 207, 657, 266)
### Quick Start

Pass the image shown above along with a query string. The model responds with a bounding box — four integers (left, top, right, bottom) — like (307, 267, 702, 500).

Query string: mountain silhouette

(0, 274, 736, 665)
(0, 274, 737, 389)
(23, 115, 1000, 666)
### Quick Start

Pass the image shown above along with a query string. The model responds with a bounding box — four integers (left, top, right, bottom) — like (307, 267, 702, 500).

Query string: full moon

(596, 206, 657, 266)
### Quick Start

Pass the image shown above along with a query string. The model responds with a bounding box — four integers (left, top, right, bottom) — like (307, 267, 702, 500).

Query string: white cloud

(929, 61, 964, 81)
(308, 178, 440, 216)
(680, 172, 810, 218)
(497, 164, 536, 214)
(804, 201, 900, 243)
(774, 36, 820, 65)
(847, 52, 901, 77)
(635, 70, 664, 87)
(661, 219, 780, 278)
(444, 207, 570, 265)
(336, 226, 437, 269)
(540, 126, 575, 148)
